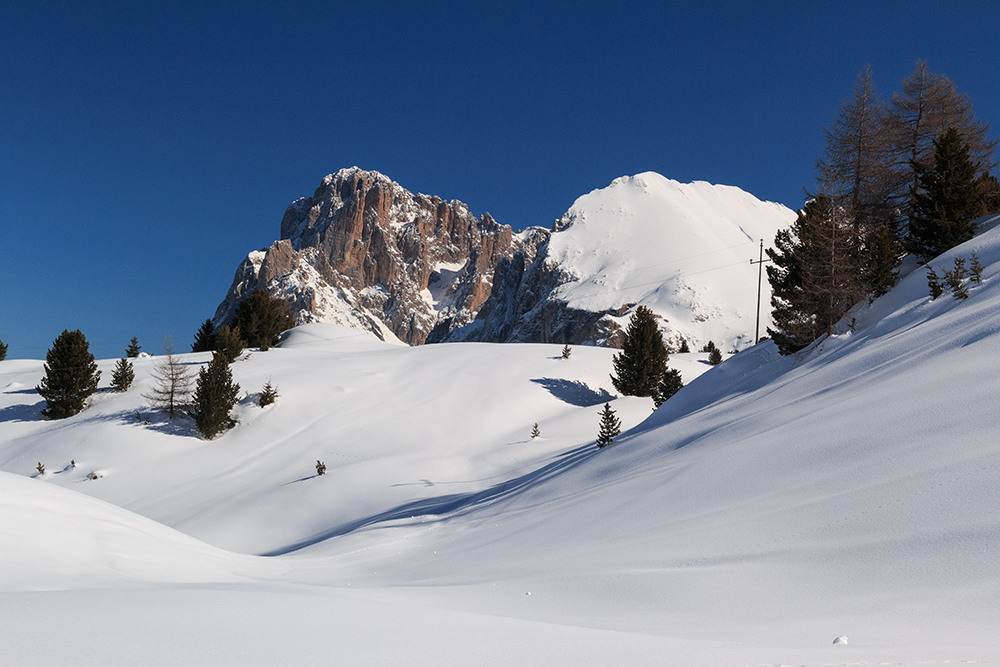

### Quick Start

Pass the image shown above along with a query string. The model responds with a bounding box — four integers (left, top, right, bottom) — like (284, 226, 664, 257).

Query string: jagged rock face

(215, 168, 545, 345)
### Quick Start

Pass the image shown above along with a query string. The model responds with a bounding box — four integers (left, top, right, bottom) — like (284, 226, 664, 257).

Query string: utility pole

(750, 240, 772, 345)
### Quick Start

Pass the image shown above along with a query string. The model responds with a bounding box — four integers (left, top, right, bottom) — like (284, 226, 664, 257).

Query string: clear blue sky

(2, 1, 999, 360)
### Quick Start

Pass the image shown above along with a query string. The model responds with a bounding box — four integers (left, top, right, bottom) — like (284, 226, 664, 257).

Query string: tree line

(30, 289, 292, 440)
(768, 60, 999, 355)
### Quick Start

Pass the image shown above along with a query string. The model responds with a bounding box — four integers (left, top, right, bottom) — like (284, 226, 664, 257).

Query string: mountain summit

(215, 169, 794, 350)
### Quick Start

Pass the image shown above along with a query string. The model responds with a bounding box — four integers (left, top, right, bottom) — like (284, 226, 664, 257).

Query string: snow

(3, 217, 1000, 664)
(544, 172, 796, 350)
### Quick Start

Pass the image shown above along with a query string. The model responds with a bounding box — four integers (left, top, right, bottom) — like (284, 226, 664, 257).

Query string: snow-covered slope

(2, 218, 1000, 665)
(447, 172, 796, 351)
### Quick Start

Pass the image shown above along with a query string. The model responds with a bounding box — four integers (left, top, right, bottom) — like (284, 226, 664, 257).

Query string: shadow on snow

(260, 442, 600, 557)
(529, 378, 613, 407)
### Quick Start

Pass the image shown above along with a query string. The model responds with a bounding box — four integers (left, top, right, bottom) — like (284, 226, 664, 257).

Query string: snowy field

(3, 220, 1000, 665)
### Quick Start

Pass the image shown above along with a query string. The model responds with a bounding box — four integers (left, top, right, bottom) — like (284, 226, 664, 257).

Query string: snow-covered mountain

(216, 169, 795, 350)
(439, 172, 797, 350)
(214, 167, 546, 345)
(3, 216, 1000, 664)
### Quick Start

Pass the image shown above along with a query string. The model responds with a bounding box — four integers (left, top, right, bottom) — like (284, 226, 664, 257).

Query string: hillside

(2, 218, 1000, 665)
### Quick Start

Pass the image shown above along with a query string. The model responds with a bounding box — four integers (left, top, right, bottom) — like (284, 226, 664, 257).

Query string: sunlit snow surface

(3, 218, 1000, 665)
(536, 172, 797, 350)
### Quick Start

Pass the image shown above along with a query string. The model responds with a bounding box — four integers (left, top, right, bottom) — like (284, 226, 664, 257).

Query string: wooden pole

(750, 240, 771, 345)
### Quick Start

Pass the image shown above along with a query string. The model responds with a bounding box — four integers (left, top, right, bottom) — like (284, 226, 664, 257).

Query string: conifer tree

(316, 460, 327, 476)
(144, 337, 193, 417)
(708, 347, 723, 365)
(192, 352, 241, 439)
(191, 319, 217, 353)
(611, 306, 668, 397)
(678, 339, 690, 353)
(214, 324, 244, 364)
(111, 358, 135, 392)
(926, 265, 944, 300)
(596, 403, 621, 448)
(125, 337, 141, 358)
(259, 380, 278, 407)
(653, 368, 684, 408)
(970, 252, 984, 284)
(561, 344, 572, 359)
(230, 290, 294, 351)
(531, 423, 540, 438)
(889, 60, 996, 211)
(766, 196, 864, 355)
(35, 329, 101, 419)
(909, 128, 982, 261)
(0, 338, 7, 361)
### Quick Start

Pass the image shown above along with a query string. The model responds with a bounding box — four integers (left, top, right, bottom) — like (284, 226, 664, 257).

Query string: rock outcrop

(215, 168, 545, 344)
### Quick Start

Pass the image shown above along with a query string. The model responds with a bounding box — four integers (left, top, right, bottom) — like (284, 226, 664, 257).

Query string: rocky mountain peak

(214, 168, 546, 345)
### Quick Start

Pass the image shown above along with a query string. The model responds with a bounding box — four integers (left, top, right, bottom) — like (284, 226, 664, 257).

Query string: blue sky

(2, 1, 999, 360)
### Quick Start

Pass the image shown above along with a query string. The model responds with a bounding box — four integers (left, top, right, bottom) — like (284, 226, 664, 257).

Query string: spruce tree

(531, 423, 540, 438)
(35, 329, 101, 419)
(230, 289, 293, 351)
(191, 319, 217, 353)
(192, 352, 241, 439)
(653, 368, 684, 408)
(259, 380, 278, 407)
(708, 347, 723, 365)
(926, 265, 944, 300)
(766, 196, 864, 355)
(909, 128, 982, 261)
(125, 337, 141, 358)
(596, 403, 621, 448)
(214, 324, 244, 364)
(561, 344, 572, 359)
(111, 358, 135, 392)
(678, 339, 690, 353)
(0, 338, 7, 361)
(611, 306, 668, 397)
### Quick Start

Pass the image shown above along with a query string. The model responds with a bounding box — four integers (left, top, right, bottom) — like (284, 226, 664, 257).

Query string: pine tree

(944, 257, 969, 300)
(191, 319, 217, 353)
(0, 338, 7, 361)
(214, 324, 244, 364)
(678, 339, 690, 353)
(926, 265, 944, 300)
(111, 358, 135, 392)
(259, 380, 279, 407)
(766, 196, 864, 355)
(970, 252, 984, 284)
(230, 289, 294, 351)
(976, 172, 1000, 217)
(125, 336, 141, 358)
(611, 306, 668, 397)
(35, 329, 101, 419)
(143, 338, 193, 417)
(653, 368, 684, 408)
(531, 423, 540, 438)
(596, 403, 621, 449)
(708, 347, 723, 365)
(561, 344, 571, 359)
(316, 460, 327, 476)
(909, 128, 982, 261)
(192, 352, 241, 439)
